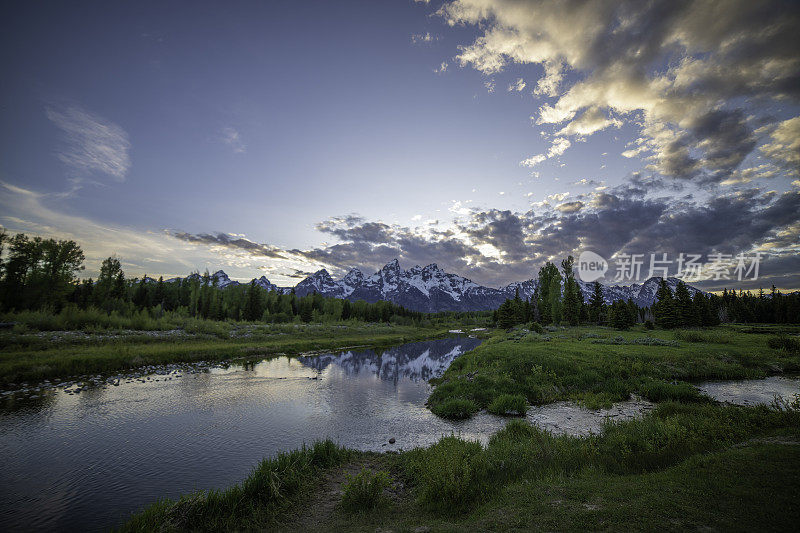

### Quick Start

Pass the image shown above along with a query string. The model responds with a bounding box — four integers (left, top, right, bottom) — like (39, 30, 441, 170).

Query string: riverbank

(121, 401, 800, 532)
(0, 323, 477, 385)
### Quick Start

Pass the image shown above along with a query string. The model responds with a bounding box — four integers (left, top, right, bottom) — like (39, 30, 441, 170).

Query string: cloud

(434, 61, 449, 73)
(508, 77, 526, 92)
(221, 127, 246, 154)
(411, 32, 439, 44)
(760, 116, 800, 176)
(556, 201, 584, 213)
(435, 0, 800, 185)
(46, 105, 131, 182)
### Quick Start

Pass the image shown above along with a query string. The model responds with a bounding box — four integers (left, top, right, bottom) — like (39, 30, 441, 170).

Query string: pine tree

(497, 299, 516, 329)
(244, 280, 263, 321)
(588, 281, 605, 324)
(610, 300, 631, 329)
(561, 256, 580, 326)
(674, 280, 695, 327)
(653, 279, 679, 329)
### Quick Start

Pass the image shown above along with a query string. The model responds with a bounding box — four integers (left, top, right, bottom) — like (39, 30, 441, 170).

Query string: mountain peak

(383, 258, 401, 270)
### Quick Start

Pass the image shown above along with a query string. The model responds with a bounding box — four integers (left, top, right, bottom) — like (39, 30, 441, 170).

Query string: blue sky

(1, 1, 799, 290)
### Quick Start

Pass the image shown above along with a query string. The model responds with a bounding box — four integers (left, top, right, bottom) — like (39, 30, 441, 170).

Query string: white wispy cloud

(46, 104, 131, 182)
(221, 127, 246, 154)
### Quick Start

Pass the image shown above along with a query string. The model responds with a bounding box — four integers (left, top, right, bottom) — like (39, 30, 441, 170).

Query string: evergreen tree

(674, 280, 695, 327)
(653, 279, 679, 329)
(561, 256, 580, 326)
(610, 300, 632, 329)
(588, 281, 605, 324)
(243, 280, 263, 321)
(497, 300, 516, 329)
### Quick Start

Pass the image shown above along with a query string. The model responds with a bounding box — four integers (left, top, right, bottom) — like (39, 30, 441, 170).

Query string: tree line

(0, 232, 425, 324)
(493, 255, 800, 329)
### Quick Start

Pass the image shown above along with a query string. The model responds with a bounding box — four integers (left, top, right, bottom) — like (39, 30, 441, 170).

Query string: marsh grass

(427, 325, 800, 415)
(400, 403, 800, 514)
(487, 393, 527, 416)
(119, 440, 352, 532)
(340, 468, 391, 513)
(430, 398, 478, 419)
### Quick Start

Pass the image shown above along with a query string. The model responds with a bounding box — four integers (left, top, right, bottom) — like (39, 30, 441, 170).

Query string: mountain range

(165, 259, 703, 312)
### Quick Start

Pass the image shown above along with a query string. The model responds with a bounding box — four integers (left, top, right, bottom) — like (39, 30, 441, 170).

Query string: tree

(299, 298, 313, 323)
(653, 279, 679, 329)
(561, 256, 581, 326)
(0, 233, 84, 311)
(537, 262, 562, 324)
(497, 300, 516, 329)
(588, 281, 605, 324)
(610, 300, 632, 329)
(674, 280, 696, 327)
(94, 256, 125, 306)
(243, 280, 264, 321)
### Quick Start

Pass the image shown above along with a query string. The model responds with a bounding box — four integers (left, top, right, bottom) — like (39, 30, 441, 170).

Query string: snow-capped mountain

(288, 260, 704, 312)
(167, 260, 704, 312)
(181, 269, 240, 288)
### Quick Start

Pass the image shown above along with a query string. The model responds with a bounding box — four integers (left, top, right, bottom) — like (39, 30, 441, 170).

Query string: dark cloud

(167, 188, 799, 289)
(168, 231, 286, 259)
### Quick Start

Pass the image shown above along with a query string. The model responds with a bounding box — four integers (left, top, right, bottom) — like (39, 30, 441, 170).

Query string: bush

(430, 398, 478, 419)
(644, 320, 654, 330)
(529, 322, 545, 334)
(487, 393, 527, 416)
(340, 468, 391, 513)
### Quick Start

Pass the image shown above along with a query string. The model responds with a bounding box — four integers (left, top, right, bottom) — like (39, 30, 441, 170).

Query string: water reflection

(298, 337, 483, 382)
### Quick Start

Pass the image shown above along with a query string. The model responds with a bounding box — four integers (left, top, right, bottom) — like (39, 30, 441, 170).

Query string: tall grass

(340, 469, 391, 513)
(401, 402, 800, 514)
(120, 440, 352, 532)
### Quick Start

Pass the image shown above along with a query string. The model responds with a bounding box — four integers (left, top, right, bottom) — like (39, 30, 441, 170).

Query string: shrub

(529, 322, 545, 334)
(431, 398, 478, 419)
(487, 393, 527, 416)
(340, 469, 391, 513)
(644, 320, 655, 330)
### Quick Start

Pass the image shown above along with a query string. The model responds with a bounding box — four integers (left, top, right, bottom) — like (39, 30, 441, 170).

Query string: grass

(339, 469, 392, 513)
(0, 323, 459, 385)
(487, 393, 527, 416)
(427, 324, 800, 415)
(119, 440, 352, 532)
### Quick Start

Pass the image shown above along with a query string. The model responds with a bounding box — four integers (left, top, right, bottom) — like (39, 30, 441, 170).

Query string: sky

(1, 0, 798, 291)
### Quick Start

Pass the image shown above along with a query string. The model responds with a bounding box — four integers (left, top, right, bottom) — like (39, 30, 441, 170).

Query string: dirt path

(281, 454, 404, 532)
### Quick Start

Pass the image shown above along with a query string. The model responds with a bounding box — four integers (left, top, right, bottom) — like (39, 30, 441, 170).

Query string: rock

(389, 437, 396, 444)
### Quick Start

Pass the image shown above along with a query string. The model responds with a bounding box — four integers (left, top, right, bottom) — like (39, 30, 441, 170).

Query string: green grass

(487, 393, 527, 416)
(339, 469, 392, 513)
(0, 323, 457, 385)
(427, 325, 800, 414)
(119, 440, 352, 532)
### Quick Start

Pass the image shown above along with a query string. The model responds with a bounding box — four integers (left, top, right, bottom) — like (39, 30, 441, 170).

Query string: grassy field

(119, 323, 800, 531)
(427, 324, 800, 417)
(0, 323, 461, 385)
